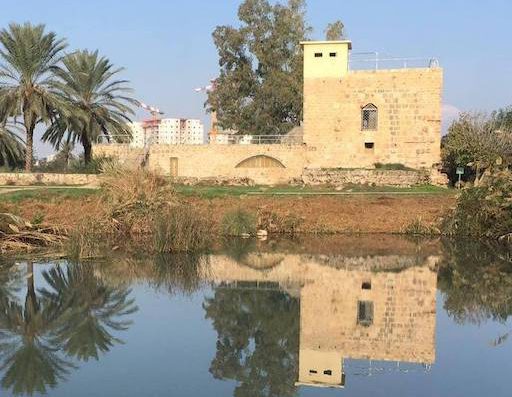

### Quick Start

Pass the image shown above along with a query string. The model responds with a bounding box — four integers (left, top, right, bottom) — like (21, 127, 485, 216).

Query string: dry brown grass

(100, 166, 177, 235)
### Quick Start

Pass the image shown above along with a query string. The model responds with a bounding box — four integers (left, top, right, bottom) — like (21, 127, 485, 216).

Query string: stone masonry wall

(0, 173, 100, 186)
(95, 143, 308, 185)
(302, 168, 429, 187)
(303, 68, 443, 170)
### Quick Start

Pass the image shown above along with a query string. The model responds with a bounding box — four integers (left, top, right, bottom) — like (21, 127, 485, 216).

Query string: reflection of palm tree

(0, 260, 22, 301)
(0, 262, 74, 396)
(40, 263, 138, 362)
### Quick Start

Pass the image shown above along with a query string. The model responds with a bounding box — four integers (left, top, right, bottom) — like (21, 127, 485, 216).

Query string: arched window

(361, 104, 378, 131)
(235, 155, 285, 169)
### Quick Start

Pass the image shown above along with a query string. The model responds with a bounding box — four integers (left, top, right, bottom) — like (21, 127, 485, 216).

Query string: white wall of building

(129, 118, 205, 148)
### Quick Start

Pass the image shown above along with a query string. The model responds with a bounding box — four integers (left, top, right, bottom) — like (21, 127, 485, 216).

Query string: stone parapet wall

(302, 168, 430, 187)
(0, 173, 100, 186)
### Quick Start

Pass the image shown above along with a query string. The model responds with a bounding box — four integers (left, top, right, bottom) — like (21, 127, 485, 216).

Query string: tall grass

(221, 209, 256, 236)
(66, 216, 109, 259)
(154, 206, 212, 253)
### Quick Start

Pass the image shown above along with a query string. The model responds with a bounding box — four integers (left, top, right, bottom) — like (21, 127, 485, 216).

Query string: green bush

(374, 163, 415, 171)
(154, 206, 212, 253)
(221, 209, 256, 236)
(443, 170, 512, 240)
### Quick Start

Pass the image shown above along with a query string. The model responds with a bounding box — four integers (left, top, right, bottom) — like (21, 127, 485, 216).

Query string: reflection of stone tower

(297, 350, 345, 388)
(297, 264, 437, 388)
(205, 251, 438, 389)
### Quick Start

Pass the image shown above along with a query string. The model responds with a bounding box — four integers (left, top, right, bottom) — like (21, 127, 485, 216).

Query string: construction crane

(138, 101, 164, 167)
(194, 80, 217, 143)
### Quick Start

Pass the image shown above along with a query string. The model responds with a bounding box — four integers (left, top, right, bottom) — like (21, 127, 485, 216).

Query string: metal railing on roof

(95, 134, 303, 146)
(210, 134, 303, 145)
(349, 52, 440, 71)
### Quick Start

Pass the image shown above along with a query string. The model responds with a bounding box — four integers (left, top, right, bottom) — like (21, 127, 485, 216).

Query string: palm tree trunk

(83, 137, 93, 165)
(25, 261, 38, 321)
(23, 112, 36, 172)
(24, 128, 34, 172)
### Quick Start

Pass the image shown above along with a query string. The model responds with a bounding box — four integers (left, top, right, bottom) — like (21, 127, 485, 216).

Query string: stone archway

(235, 155, 286, 169)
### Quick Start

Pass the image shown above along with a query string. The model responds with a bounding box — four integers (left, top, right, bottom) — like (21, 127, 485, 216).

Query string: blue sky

(2, 0, 511, 156)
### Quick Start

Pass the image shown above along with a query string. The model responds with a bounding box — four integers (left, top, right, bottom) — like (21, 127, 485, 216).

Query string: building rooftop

(300, 40, 352, 50)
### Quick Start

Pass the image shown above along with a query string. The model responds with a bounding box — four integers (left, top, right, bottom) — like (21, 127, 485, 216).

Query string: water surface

(0, 236, 511, 396)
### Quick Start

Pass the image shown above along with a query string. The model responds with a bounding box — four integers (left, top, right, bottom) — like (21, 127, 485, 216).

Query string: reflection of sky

(2, 264, 512, 397)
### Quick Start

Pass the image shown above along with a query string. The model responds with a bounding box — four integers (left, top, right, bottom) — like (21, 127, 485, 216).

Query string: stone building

(95, 40, 443, 185)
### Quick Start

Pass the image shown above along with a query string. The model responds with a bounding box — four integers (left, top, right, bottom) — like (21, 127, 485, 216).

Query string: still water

(0, 236, 511, 397)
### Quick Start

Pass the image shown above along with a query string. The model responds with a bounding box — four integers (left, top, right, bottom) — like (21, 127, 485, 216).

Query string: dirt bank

(1, 193, 455, 234)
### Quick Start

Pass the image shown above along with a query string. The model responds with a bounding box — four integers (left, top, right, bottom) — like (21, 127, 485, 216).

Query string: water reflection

(0, 236, 511, 396)
(0, 261, 137, 396)
(205, 237, 439, 390)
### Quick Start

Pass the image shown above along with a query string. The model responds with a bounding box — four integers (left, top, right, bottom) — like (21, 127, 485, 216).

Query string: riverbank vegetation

(441, 109, 512, 242)
(0, 169, 455, 257)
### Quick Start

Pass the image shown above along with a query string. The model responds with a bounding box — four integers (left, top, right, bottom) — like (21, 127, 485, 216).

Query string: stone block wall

(302, 168, 430, 187)
(303, 68, 443, 170)
(0, 173, 100, 186)
(95, 143, 308, 185)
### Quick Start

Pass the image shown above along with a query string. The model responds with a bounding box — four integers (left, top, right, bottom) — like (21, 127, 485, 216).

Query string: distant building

(129, 118, 205, 148)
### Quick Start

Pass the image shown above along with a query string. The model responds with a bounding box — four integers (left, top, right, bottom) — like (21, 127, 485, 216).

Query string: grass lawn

(0, 187, 99, 203)
(174, 184, 454, 199)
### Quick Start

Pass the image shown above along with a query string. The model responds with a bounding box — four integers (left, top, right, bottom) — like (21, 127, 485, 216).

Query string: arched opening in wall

(235, 155, 286, 169)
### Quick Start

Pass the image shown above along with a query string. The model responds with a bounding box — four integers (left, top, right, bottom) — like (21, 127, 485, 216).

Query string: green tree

(325, 20, 345, 40)
(204, 287, 300, 397)
(493, 106, 512, 132)
(441, 112, 512, 184)
(207, 0, 310, 136)
(0, 23, 67, 172)
(0, 123, 24, 168)
(43, 50, 135, 165)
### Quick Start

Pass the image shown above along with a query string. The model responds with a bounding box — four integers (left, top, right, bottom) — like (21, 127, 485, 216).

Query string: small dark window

(323, 370, 332, 376)
(362, 104, 378, 130)
(314, 52, 323, 58)
(365, 143, 375, 150)
(309, 370, 318, 374)
(362, 281, 372, 290)
(329, 52, 337, 57)
(357, 301, 374, 326)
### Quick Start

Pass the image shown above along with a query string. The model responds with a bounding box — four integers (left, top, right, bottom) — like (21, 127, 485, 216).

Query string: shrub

(401, 217, 438, 236)
(257, 209, 303, 234)
(443, 170, 512, 240)
(154, 206, 212, 253)
(221, 209, 256, 236)
(101, 167, 176, 234)
(374, 163, 415, 171)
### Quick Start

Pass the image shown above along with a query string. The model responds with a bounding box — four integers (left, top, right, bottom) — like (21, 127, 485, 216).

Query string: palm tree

(0, 123, 24, 168)
(0, 23, 67, 172)
(43, 50, 136, 165)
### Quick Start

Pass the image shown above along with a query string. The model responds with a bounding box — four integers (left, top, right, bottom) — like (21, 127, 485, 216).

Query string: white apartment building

(129, 118, 205, 148)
